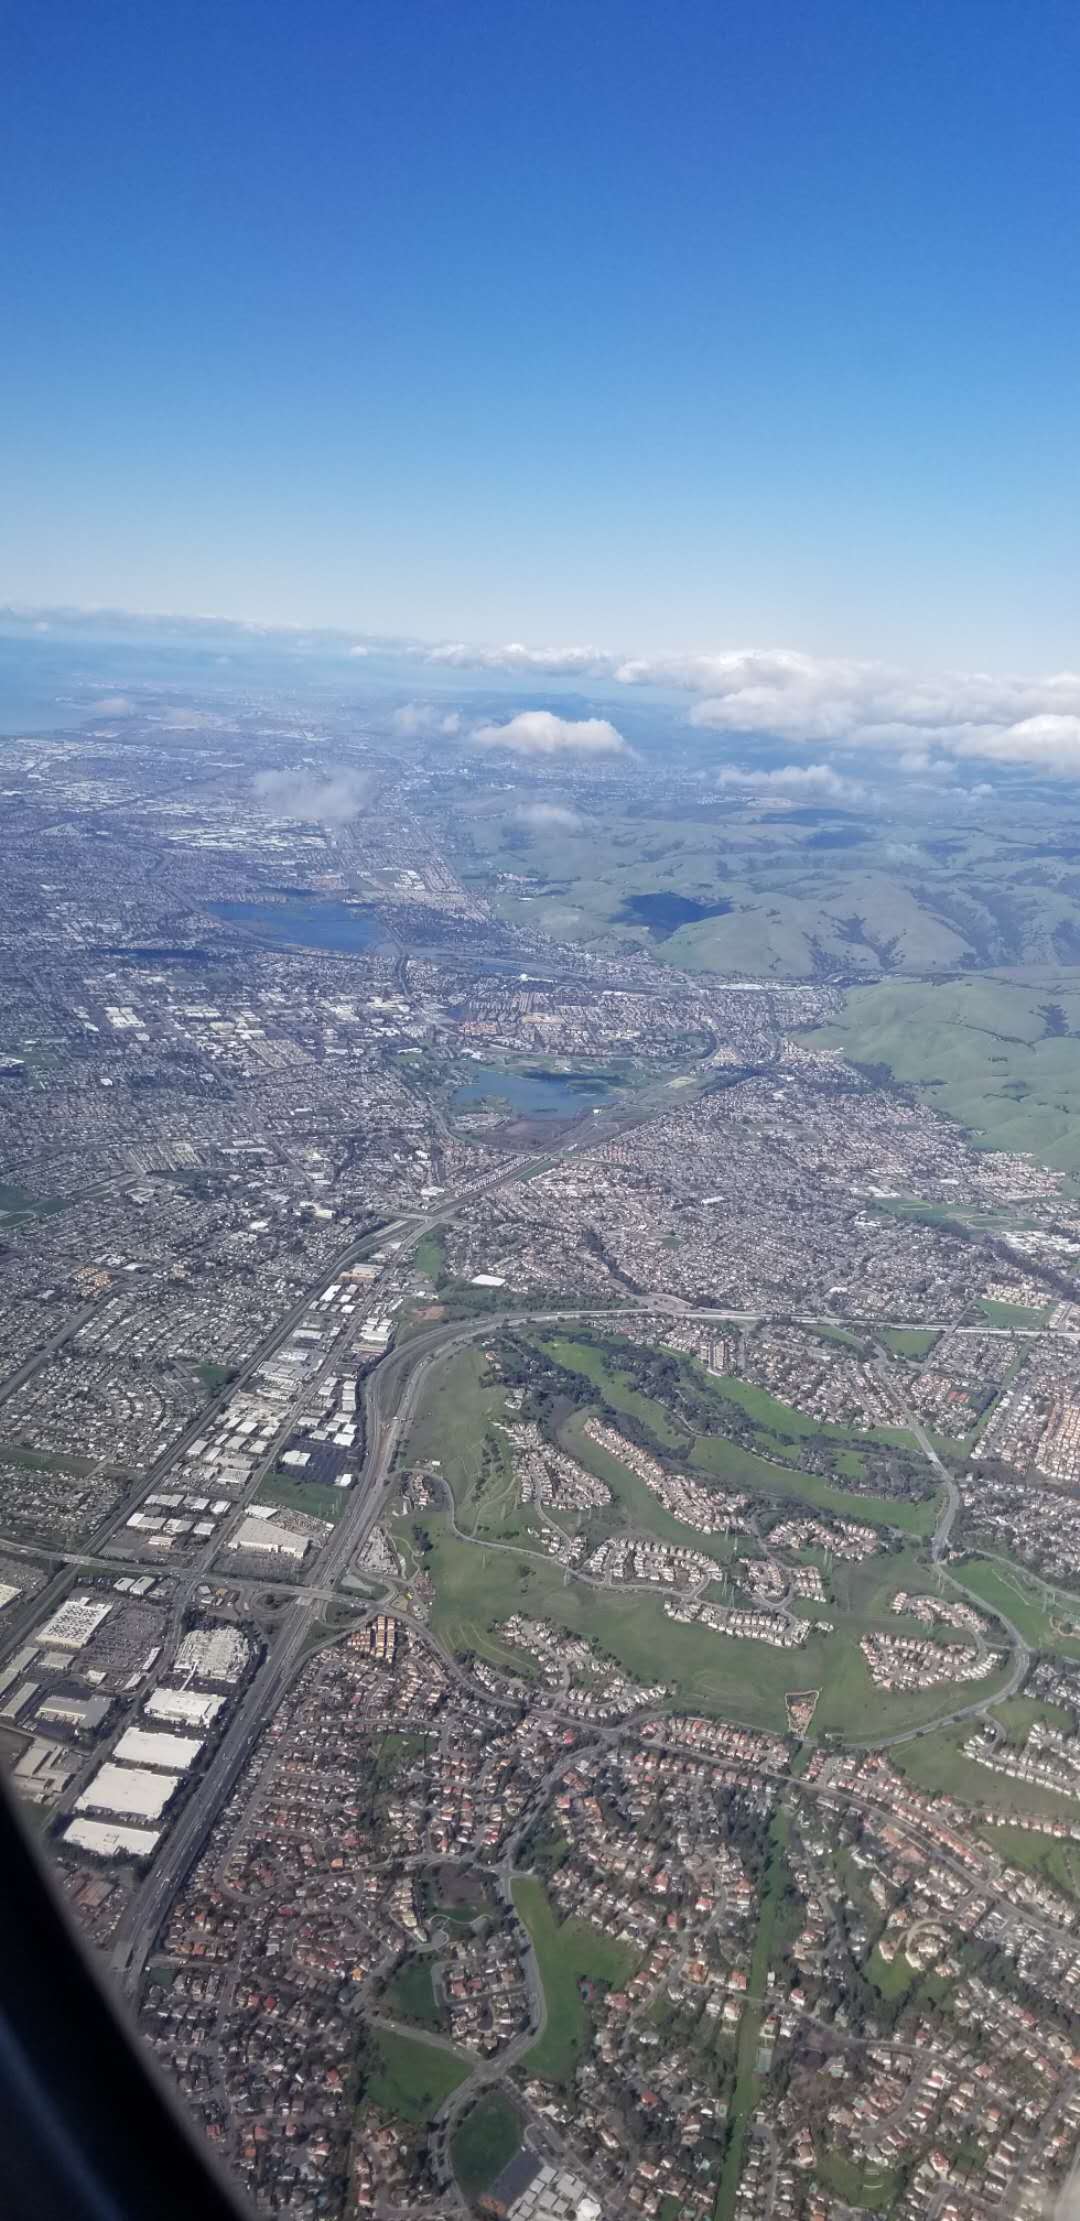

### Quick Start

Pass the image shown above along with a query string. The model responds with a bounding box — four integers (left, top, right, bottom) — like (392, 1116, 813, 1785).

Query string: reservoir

(452, 1065, 614, 1118)
(209, 898, 387, 953)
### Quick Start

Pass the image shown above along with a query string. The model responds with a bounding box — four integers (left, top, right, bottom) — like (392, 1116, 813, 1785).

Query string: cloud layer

(428, 640, 614, 677)
(422, 638, 1080, 776)
(252, 768, 372, 824)
(512, 801, 584, 830)
(391, 702, 462, 738)
(716, 761, 865, 803)
(471, 710, 627, 756)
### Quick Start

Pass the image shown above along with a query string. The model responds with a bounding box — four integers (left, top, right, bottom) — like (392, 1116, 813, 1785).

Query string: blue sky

(4, 0, 1080, 666)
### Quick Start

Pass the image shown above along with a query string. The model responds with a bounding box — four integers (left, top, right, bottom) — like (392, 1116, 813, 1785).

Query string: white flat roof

(64, 1816, 161, 1859)
(114, 1725, 203, 1772)
(145, 1686, 224, 1728)
(75, 1762, 181, 1820)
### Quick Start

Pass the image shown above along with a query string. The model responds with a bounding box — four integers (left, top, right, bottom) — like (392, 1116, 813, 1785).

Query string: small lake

(619, 891, 733, 931)
(452, 1065, 614, 1118)
(209, 897, 388, 953)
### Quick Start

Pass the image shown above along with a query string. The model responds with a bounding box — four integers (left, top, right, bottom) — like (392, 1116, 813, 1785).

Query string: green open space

(452, 795, 1080, 986)
(865, 1942, 918, 2001)
(539, 1336, 685, 1447)
(893, 1721, 1080, 1821)
(415, 1509, 1008, 1739)
(538, 1330, 936, 1528)
(690, 1431, 938, 1536)
(384, 1956, 445, 2030)
(978, 1298, 1050, 1328)
(412, 1228, 447, 1281)
(808, 973, 1080, 1172)
(878, 1327, 939, 1360)
(977, 1825, 1080, 1903)
(258, 1474, 346, 1524)
(402, 1346, 518, 1529)
(512, 1874, 639, 2083)
(813, 2148, 899, 2211)
(451, 2094, 522, 2195)
(954, 1557, 1080, 1658)
(364, 2027, 468, 2122)
(698, 1370, 918, 1452)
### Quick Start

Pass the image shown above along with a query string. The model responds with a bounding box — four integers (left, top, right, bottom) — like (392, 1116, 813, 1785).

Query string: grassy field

(978, 1824, 1080, 1903)
(808, 973, 1080, 1171)
(512, 1875, 639, 2083)
(978, 1298, 1049, 1328)
(451, 2095, 522, 2194)
(954, 1556, 1080, 1658)
(541, 1331, 936, 1528)
(416, 1510, 1009, 1739)
(893, 1721, 1080, 1820)
(690, 1431, 938, 1536)
(413, 1228, 447, 1281)
(258, 1474, 346, 1524)
(699, 1370, 917, 1453)
(541, 1336, 685, 1447)
(813, 2148, 899, 2211)
(878, 1327, 940, 1360)
(384, 1956, 445, 2030)
(364, 2028, 468, 2122)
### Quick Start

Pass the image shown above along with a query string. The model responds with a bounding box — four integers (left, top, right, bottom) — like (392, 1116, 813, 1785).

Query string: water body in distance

(619, 891, 734, 931)
(452, 1066, 614, 1117)
(209, 898, 388, 953)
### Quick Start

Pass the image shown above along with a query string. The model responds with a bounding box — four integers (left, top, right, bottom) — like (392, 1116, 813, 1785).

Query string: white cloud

(427, 640, 615, 677)
(347, 644, 369, 657)
(155, 707, 224, 730)
(471, 710, 628, 756)
(512, 801, 584, 830)
(91, 695, 134, 716)
(391, 702, 462, 738)
(430, 638, 1080, 776)
(252, 767, 372, 824)
(616, 649, 1080, 773)
(716, 762, 865, 803)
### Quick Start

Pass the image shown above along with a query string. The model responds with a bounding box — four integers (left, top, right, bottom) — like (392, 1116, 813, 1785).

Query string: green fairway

(512, 1875, 639, 2083)
(539, 1335, 685, 1446)
(364, 2027, 468, 2122)
(451, 2094, 522, 2193)
(690, 1431, 938, 1535)
(562, 1408, 734, 1567)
